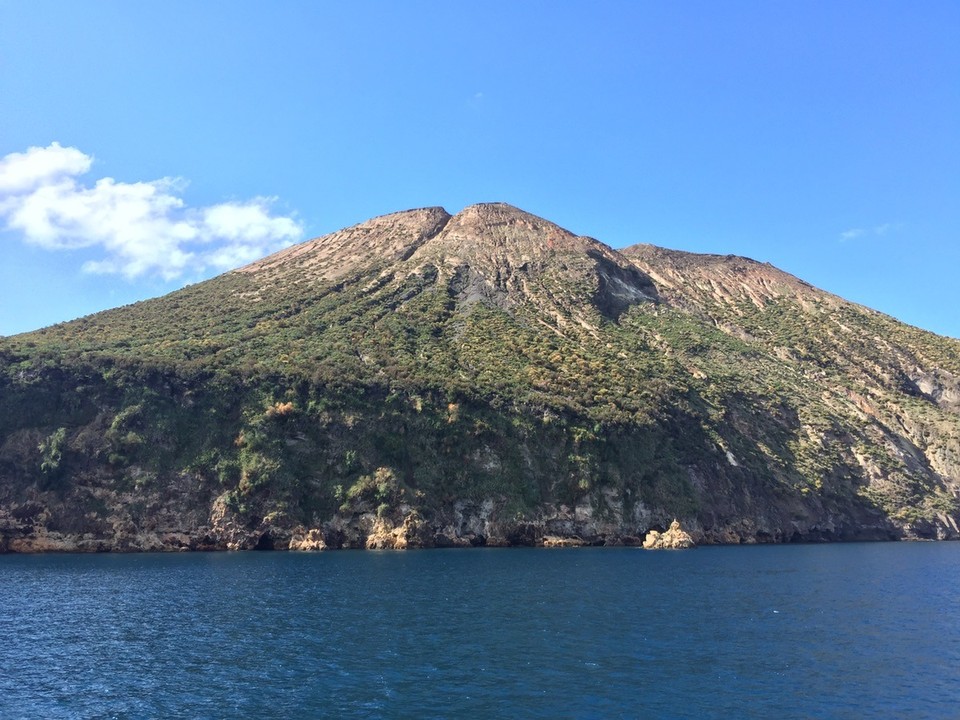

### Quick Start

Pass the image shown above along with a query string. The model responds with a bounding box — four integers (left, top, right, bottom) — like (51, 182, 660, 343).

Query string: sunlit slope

(625, 244, 960, 527)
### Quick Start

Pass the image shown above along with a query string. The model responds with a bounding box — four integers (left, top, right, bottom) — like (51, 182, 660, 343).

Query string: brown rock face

(624, 244, 823, 310)
(289, 528, 327, 552)
(237, 206, 452, 282)
(415, 203, 659, 320)
(233, 202, 660, 325)
(364, 514, 424, 550)
(643, 520, 696, 550)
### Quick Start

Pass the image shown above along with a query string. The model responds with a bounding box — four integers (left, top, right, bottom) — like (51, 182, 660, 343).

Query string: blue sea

(2, 543, 959, 719)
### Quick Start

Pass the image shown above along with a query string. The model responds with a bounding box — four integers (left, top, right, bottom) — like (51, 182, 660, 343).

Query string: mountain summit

(240, 203, 658, 322)
(1, 204, 959, 552)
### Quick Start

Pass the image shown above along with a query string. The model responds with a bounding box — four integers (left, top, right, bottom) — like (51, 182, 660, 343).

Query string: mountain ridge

(1, 203, 958, 552)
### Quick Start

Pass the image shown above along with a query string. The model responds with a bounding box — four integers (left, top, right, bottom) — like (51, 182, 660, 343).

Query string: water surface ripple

(2, 543, 959, 719)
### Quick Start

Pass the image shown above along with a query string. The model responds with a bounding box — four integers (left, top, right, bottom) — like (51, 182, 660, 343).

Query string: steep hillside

(1, 203, 958, 551)
(624, 245, 960, 532)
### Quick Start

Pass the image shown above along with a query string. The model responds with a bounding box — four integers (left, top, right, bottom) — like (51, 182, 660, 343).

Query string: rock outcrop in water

(643, 520, 696, 550)
(1, 203, 959, 551)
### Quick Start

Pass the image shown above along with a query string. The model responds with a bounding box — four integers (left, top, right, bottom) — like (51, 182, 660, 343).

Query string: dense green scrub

(2, 205, 959, 547)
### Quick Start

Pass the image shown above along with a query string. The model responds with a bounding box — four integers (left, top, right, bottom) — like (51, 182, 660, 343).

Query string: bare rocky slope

(1, 203, 958, 551)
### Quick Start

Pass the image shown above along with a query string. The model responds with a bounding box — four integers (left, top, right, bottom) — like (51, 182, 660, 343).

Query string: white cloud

(839, 223, 901, 242)
(201, 201, 301, 246)
(0, 142, 303, 279)
(0, 142, 91, 195)
(839, 228, 864, 241)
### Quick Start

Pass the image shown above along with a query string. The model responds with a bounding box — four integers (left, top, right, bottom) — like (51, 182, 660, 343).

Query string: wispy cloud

(0, 142, 302, 279)
(467, 91, 486, 109)
(839, 222, 901, 242)
(839, 228, 865, 241)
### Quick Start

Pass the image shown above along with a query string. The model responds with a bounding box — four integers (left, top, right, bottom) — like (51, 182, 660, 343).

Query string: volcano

(1, 203, 959, 551)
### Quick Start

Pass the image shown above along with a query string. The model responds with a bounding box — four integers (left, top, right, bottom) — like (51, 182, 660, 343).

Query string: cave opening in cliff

(253, 533, 275, 551)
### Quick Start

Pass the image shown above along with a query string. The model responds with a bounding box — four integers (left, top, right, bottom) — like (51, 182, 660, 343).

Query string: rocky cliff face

(1, 204, 958, 551)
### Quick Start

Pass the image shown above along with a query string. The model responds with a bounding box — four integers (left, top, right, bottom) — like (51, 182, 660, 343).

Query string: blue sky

(1, 1, 958, 338)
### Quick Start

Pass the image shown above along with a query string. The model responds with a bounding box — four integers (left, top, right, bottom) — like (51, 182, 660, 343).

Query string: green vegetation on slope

(1, 204, 958, 549)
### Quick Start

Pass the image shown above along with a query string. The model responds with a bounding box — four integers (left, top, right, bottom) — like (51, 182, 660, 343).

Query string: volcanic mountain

(1, 203, 959, 551)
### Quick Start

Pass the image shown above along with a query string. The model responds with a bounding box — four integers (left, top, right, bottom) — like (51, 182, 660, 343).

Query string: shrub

(39, 427, 66, 476)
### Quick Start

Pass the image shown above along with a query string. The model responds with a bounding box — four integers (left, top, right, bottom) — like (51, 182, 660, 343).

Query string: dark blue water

(2, 544, 958, 719)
